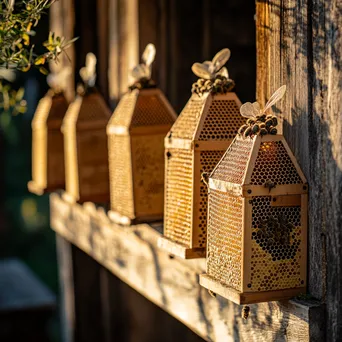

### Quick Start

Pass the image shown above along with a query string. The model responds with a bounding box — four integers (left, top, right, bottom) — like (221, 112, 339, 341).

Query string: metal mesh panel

(211, 136, 254, 184)
(108, 92, 137, 128)
(251, 141, 302, 185)
(108, 135, 134, 218)
(250, 196, 303, 291)
(131, 134, 165, 216)
(198, 100, 245, 140)
(207, 190, 243, 291)
(195, 151, 225, 248)
(77, 93, 111, 121)
(131, 93, 175, 127)
(164, 149, 193, 246)
(170, 96, 206, 140)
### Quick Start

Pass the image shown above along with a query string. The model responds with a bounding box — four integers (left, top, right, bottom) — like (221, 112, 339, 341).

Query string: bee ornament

(238, 85, 286, 138)
(62, 53, 111, 203)
(191, 48, 235, 96)
(242, 305, 250, 320)
(28, 67, 71, 195)
(107, 44, 176, 224)
(199, 85, 308, 304)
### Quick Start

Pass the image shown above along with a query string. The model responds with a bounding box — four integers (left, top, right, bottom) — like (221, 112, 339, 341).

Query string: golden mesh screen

(211, 136, 254, 184)
(131, 94, 175, 127)
(250, 141, 302, 185)
(198, 100, 245, 140)
(195, 151, 225, 248)
(108, 135, 134, 218)
(164, 149, 193, 246)
(108, 92, 137, 128)
(207, 190, 243, 291)
(170, 96, 205, 140)
(77, 93, 111, 121)
(250, 196, 303, 291)
(131, 134, 165, 215)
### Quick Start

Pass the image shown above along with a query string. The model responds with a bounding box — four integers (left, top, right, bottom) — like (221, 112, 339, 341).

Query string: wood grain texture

(257, 0, 342, 339)
(50, 192, 324, 342)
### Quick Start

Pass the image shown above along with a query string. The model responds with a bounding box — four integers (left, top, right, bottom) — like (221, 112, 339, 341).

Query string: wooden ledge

(158, 236, 206, 259)
(50, 192, 324, 341)
(200, 274, 306, 305)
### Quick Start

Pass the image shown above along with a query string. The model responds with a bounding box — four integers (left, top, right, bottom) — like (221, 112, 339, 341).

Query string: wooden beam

(50, 192, 324, 342)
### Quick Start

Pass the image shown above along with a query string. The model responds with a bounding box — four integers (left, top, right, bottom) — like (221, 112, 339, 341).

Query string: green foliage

(0, 0, 77, 72)
(0, 81, 26, 115)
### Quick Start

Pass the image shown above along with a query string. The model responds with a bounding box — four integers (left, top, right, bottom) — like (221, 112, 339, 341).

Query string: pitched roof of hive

(77, 91, 111, 122)
(108, 89, 176, 132)
(210, 135, 306, 189)
(47, 93, 69, 122)
(169, 92, 243, 141)
(168, 93, 208, 140)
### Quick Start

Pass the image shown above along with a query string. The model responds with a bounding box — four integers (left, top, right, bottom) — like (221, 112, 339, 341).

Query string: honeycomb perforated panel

(108, 134, 134, 218)
(211, 136, 254, 185)
(170, 96, 206, 140)
(108, 92, 137, 128)
(131, 93, 175, 127)
(164, 149, 193, 246)
(131, 134, 165, 216)
(198, 99, 245, 140)
(250, 141, 302, 185)
(195, 151, 225, 248)
(250, 196, 303, 291)
(207, 190, 243, 291)
(77, 92, 112, 121)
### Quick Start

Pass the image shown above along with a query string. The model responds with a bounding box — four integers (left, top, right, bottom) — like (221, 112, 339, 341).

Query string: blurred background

(0, 0, 256, 341)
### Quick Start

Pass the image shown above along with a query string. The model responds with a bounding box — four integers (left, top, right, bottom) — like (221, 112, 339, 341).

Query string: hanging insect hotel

(62, 53, 111, 203)
(107, 44, 177, 224)
(158, 48, 246, 259)
(28, 68, 71, 195)
(199, 86, 308, 304)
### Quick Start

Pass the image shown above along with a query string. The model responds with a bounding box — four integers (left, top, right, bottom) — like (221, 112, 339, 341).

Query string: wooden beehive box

(158, 49, 246, 259)
(107, 44, 177, 224)
(62, 53, 111, 203)
(28, 70, 70, 195)
(200, 86, 308, 304)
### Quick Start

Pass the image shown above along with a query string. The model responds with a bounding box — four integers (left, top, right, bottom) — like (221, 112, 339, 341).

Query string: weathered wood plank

(50, 192, 324, 342)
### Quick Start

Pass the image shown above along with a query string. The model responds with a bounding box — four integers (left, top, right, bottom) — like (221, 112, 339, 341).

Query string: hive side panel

(250, 140, 303, 185)
(47, 129, 65, 190)
(164, 149, 194, 247)
(131, 134, 166, 219)
(206, 190, 243, 292)
(31, 97, 52, 189)
(64, 124, 79, 200)
(77, 128, 109, 203)
(247, 196, 305, 292)
(108, 134, 134, 218)
(197, 98, 245, 141)
(192, 150, 226, 248)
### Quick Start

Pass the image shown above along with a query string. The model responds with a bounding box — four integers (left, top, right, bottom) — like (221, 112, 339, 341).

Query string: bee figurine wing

(252, 101, 261, 114)
(217, 66, 229, 79)
(263, 85, 286, 114)
(240, 102, 258, 118)
(191, 63, 211, 79)
(80, 52, 97, 85)
(142, 43, 156, 67)
(47, 67, 72, 90)
(131, 64, 150, 81)
(212, 48, 231, 72)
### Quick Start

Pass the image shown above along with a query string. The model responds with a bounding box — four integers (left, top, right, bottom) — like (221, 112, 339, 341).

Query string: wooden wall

(257, 0, 342, 340)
